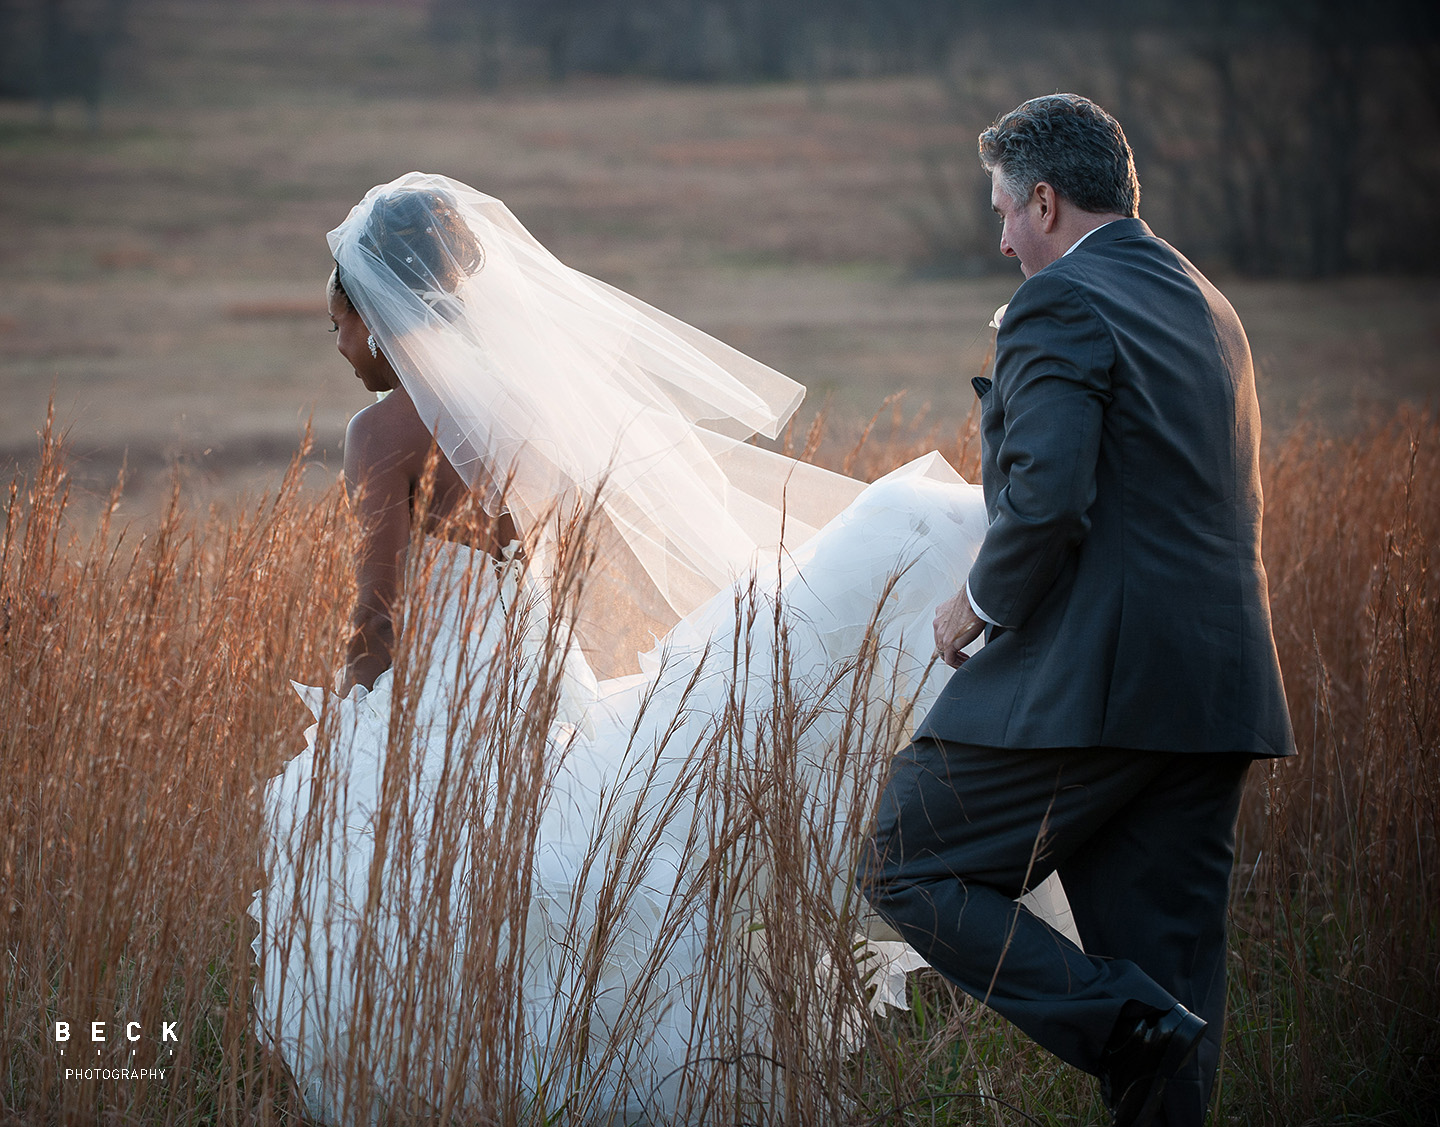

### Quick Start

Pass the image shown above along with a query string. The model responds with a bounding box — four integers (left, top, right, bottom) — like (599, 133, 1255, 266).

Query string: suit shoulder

(1012, 264, 1085, 303)
(1087, 226, 1193, 284)
(1003, 265, 1104, 329)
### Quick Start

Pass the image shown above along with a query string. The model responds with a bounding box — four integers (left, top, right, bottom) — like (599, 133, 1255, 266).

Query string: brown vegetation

(1, 403, 1436, 1124)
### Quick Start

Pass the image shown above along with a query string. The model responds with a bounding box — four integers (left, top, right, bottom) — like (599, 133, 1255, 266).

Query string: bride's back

(344, 388, 477, 536)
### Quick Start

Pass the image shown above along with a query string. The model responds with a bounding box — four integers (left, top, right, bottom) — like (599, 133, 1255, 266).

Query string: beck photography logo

(51, 1017, 181, 1081)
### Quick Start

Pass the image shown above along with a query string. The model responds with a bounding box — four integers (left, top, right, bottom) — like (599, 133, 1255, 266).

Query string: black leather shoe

(1099, 1002, 1207, 1127)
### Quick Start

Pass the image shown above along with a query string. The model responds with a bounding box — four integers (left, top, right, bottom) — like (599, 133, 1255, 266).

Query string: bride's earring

(367, 334, 379, 358)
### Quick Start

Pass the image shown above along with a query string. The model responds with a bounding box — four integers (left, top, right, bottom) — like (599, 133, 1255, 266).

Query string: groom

(861, 94, 1295, 1127)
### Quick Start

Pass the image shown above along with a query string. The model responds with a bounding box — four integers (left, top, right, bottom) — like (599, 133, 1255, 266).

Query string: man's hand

(934, 589, 986, 668)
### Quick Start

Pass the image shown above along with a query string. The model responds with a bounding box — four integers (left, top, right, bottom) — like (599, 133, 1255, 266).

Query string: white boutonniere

(989, 303, 1008, 331)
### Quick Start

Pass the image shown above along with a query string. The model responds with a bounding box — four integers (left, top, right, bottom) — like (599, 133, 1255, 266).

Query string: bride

(249, 172, 1073, 1125)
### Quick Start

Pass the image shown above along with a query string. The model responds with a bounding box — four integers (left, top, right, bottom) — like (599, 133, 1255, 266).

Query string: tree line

(427, 0, 1439, 277)
(0, 0, 130, 127)
(3, 0, 1437, 276)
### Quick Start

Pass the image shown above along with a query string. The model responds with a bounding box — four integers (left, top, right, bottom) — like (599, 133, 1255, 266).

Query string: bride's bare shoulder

(345, 390, 434, 469)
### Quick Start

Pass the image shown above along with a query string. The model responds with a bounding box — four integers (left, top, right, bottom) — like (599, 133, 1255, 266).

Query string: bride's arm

(339, 404, 415, 694)
(338, 393, 521, 694)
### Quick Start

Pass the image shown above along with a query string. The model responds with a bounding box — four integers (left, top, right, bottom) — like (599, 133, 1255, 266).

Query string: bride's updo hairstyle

(331, 184, 484, 323)
(360, 185, 485, 299)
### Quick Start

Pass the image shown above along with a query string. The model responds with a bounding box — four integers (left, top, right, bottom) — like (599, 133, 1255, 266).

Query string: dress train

(249, 454, 1076, 1124)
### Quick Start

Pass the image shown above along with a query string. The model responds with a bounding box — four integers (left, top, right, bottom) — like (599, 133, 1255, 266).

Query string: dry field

(1, 1, 1437, 523)
(2, 4, 1439, 1124)
(2, 407, 1437, 1125)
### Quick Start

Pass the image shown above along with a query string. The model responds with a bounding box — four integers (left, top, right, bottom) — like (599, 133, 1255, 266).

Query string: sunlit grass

(2, 406, 1437, 1124)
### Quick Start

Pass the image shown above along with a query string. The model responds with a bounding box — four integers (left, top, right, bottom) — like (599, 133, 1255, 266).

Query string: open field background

(3, 2, 1440, 1124)
(2, 0, 1438, 522)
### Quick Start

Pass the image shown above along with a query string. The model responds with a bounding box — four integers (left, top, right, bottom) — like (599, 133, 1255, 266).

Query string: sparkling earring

(367, 334, 378, 358)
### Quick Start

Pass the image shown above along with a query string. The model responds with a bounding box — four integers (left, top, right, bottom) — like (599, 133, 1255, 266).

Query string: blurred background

(2, 0, 1438, 519)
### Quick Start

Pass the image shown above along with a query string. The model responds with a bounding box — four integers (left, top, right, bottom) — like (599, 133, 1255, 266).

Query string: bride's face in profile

(327, 284, 399, 395)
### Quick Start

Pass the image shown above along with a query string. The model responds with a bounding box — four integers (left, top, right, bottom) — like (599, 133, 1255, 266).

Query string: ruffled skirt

(249, 455, 1075, 1124)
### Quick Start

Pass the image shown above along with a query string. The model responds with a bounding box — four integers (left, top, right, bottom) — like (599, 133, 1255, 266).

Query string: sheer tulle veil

(329, 172, 864, 672)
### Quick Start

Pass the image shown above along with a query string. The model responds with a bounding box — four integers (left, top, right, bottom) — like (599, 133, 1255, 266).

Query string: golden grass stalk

(2, 404, 1436, 1124)
(1223, 406, 1440, 1120)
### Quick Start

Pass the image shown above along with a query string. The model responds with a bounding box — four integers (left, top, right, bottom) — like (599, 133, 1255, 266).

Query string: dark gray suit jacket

(917, 219, 1295, 758)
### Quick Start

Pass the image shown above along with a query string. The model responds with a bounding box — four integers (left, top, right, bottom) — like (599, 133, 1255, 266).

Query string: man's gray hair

(979, 94, 1140, 218)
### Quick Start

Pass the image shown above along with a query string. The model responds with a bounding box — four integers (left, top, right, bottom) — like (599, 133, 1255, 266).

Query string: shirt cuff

(966, 579, 1001, 628)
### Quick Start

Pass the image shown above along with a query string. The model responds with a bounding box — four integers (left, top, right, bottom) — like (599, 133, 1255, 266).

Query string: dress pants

(860, 738, 1251, 1127)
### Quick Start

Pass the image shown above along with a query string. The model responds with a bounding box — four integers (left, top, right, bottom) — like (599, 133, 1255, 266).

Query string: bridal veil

(328, 172, 864, 673)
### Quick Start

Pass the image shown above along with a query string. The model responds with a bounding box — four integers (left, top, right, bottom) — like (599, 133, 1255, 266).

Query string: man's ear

(1033, 181, 1061, 233)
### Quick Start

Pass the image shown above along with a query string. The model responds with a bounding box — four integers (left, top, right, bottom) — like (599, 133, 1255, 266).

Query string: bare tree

(409, 0, 1438, 276)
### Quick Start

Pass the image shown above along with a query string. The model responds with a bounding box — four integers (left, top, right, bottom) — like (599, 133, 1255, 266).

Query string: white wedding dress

(249, 454, 1079, 1125)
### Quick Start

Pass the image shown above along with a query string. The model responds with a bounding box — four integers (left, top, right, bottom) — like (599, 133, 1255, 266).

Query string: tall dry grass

(2, 404, 1437, 1125)
(1226, 408, 1440, 1123)
(1, 412, 352, 1123)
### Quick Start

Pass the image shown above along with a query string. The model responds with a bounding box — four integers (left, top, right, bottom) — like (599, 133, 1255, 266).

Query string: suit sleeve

(967, 272, 1113, 630)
